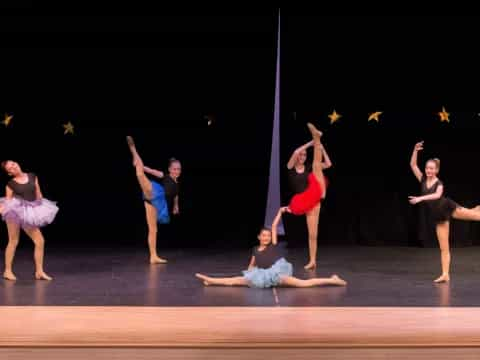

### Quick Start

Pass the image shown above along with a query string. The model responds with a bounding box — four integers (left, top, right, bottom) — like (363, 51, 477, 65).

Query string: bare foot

(331, 274, 347, 286)
(307, 123, 323, 138)
(304, 262, 316, 270)
(35, 272, 53, 281)
(195, 273, 210, 286)
(127, 136, 141, 167)
(3, 271, 17, 281)
(434, 274, 450, 283)
(150, 256, 168, 264)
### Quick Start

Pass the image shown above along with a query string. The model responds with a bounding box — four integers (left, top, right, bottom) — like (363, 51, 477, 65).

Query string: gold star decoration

(2, 113, 13, 127)
(368, 111, 382, 122)
(63, 122, 74, 135)
(438, 106, 450, 123)
(328, 110, 341, 124)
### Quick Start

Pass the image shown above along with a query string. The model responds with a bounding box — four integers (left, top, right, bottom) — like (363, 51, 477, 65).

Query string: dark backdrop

(1, 14, 480, 250)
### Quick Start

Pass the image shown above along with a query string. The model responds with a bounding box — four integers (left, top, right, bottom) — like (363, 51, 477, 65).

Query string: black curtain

(2, 15, 480, 249)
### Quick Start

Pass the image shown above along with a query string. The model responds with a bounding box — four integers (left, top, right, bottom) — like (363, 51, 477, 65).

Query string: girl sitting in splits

(195, 207, 346, 288)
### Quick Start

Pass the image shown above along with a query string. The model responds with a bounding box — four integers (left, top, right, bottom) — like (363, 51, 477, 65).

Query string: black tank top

(7, 173, 37, 201)
(252, 243, 287, 269)
(288, 163, 312, 194)
(161, 175, 179, 213)
(420, 175, 458, 222)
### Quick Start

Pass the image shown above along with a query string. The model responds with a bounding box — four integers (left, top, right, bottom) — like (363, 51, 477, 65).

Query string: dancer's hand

(280, 206, 290, 214)
(408, 196, 422, 205)
(173, 204, 180, 215)
(414, 141, 424, 152)
(127, 136, 135, 147)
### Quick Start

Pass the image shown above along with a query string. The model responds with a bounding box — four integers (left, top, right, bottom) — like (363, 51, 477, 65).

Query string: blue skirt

(144, 180, 170, 224)
(242, 258, 293, 288)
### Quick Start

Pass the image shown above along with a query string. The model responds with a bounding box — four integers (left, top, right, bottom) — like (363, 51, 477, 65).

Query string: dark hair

(1, 160, 11, 173)
(168, 157, 180, 167)
(258, 227, 272, 235)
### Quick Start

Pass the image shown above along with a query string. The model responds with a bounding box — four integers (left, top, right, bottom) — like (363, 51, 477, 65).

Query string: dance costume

(288, 164, 328, 215)
(242, 243, 292, 288)
(144, 175, 179, 224)
(0, 173, 58, 228)
(420, 175, 459, 223)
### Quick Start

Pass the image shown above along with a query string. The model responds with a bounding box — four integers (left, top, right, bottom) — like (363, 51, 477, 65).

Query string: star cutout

(63, 122, 74, 135)
(328, 110, 341, 124)
(438, 107, 450, 123)
(2, 113, 13, 127)
(368, 111, 382, 122)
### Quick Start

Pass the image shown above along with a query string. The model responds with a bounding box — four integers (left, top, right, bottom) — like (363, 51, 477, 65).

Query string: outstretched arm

(410, 141, 424, 182)
(321, 144, 332, 169)
(143, 166, 164, 179)
(271, 207, 289, 245)
(287, 141, 313, 169)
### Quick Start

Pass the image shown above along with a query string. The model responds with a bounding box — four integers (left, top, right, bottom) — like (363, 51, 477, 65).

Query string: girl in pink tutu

(0, 160, 58, 281)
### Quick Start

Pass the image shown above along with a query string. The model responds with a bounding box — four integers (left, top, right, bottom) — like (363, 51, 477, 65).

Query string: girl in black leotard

(286, 125, 332, 270)
(195, 207, 346, 288)
(409, 141, 480, 283)
(0, 160, 58, 281)
(127, 136, 181, 264)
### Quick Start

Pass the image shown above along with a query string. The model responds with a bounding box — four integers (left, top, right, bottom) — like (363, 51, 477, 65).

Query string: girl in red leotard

(286, 123, 329, 270)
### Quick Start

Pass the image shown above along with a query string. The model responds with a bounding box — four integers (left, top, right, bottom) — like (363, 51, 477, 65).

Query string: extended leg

(195, 273, 249, 286)
(127, 136, 153, 198)
(279, 274, 347, 287)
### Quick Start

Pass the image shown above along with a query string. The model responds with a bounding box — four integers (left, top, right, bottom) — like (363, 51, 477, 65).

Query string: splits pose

(286, 122, 330, 269)
(195, 207, 346, 288)
(410, 141, 480, 283)
(0, 161, 58, 281)
(127, 136, 181, 264)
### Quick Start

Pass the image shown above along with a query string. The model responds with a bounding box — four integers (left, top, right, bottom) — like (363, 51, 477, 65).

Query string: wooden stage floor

(2, 306, 480, 359)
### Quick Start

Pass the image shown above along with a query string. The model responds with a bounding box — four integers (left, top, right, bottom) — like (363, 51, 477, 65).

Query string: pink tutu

(0, 197, 58, 228)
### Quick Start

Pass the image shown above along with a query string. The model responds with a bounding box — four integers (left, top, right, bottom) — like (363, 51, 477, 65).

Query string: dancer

(410, 141, 480, 283)
(0, 160, 58, 281)
(126, 136, 181, 264)
(286, 123, 330, 269)
(195, 207, 346, 288)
